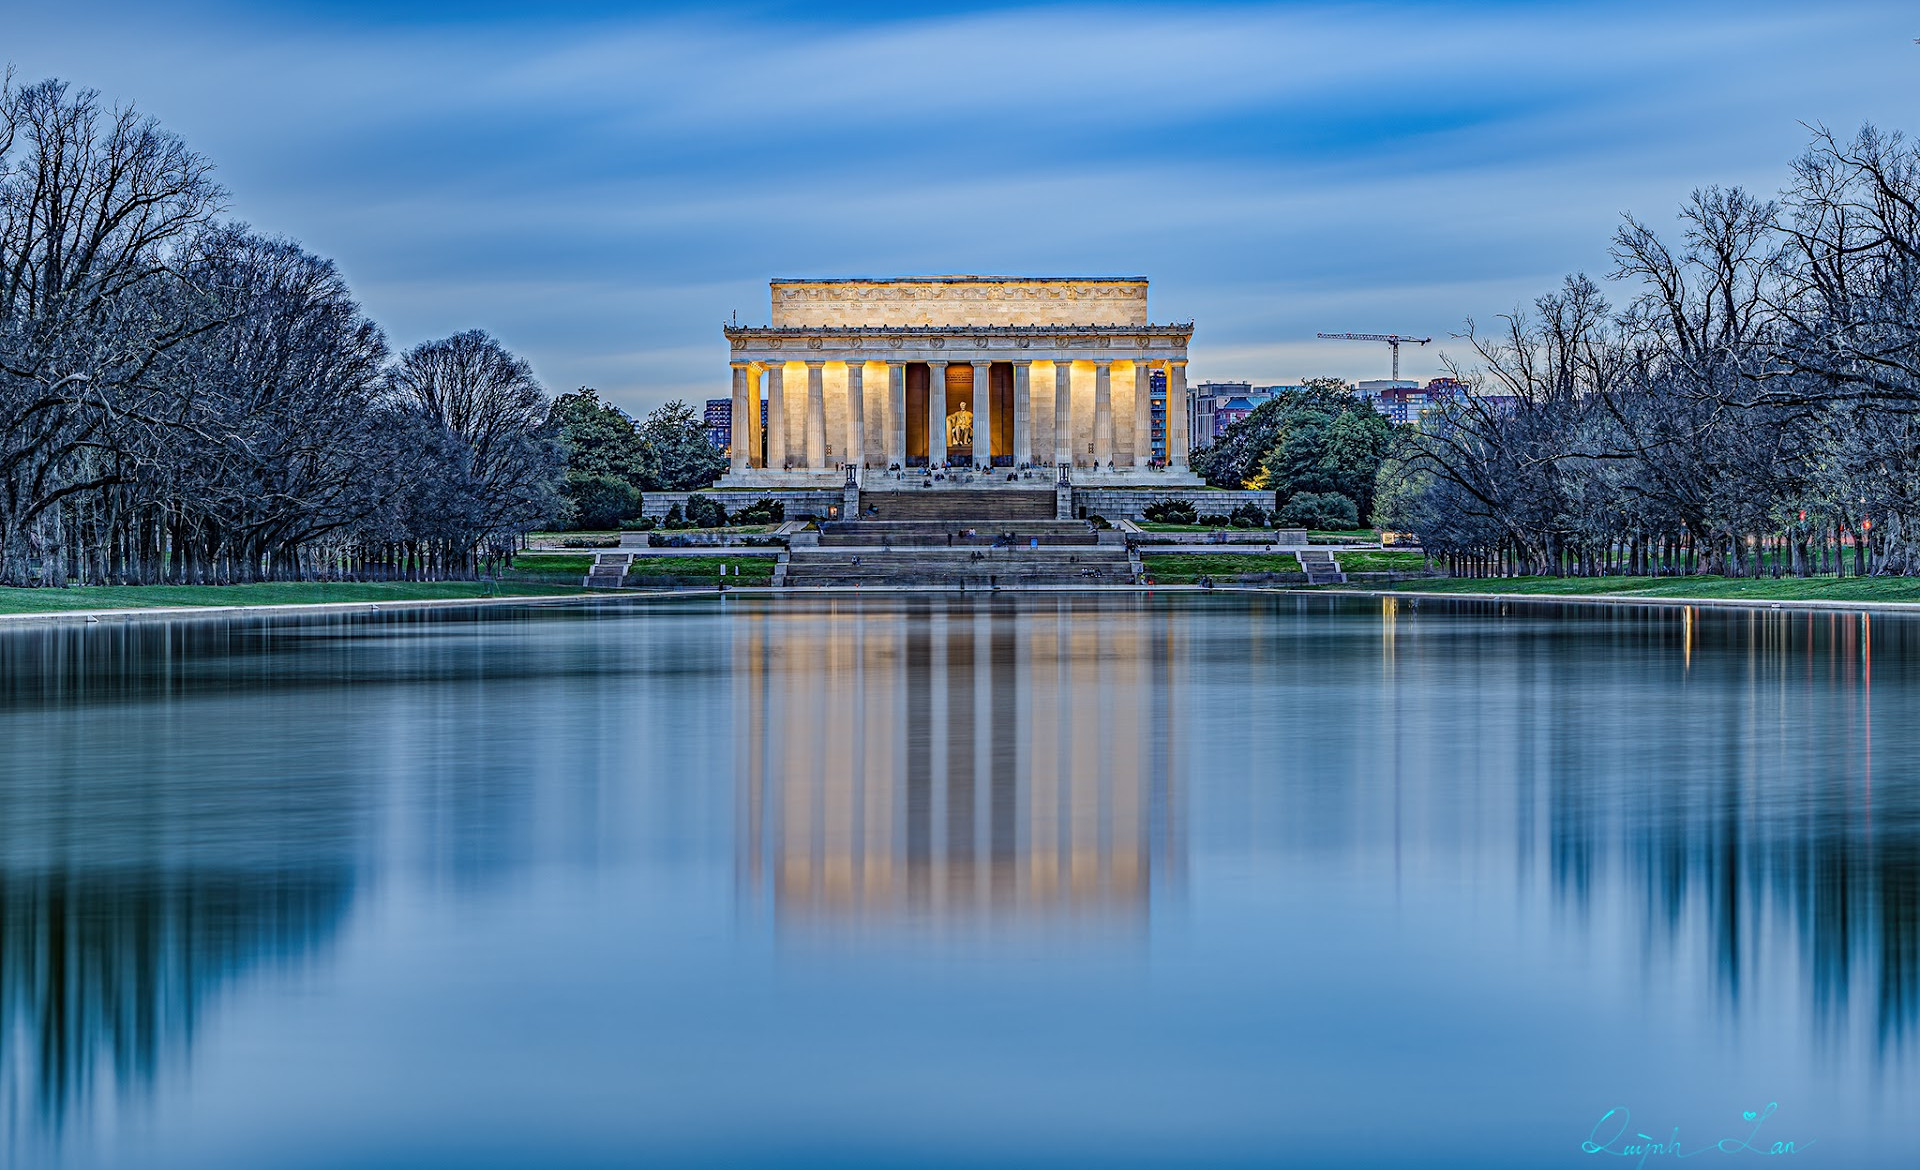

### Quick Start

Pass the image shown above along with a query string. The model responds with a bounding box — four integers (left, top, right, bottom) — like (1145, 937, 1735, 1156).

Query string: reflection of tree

(0, 867, 353, 1135)
(1528, 606, 1920, 1055)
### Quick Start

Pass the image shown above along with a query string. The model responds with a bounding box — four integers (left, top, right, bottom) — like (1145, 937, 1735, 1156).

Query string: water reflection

(1365, 599, 1920, 1056)
(0, 596, 1917, 1166)
(0, 868, 351, 1133)
(733, 597, 1184, 928)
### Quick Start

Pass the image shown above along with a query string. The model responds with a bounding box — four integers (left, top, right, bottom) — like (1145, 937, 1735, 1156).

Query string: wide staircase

(861, 489, 1056, 522)
(818, 520, 1097, 548)
(1297, 548, 1347, 585)
(784, 545, 1133, 588)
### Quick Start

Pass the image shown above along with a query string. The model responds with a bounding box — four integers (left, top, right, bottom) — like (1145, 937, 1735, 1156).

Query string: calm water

(1, 594, 1915, 1169)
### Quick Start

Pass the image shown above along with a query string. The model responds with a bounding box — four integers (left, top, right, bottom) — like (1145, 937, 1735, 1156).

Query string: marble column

(765, 362, 787, 469)
(1133, 361, 1154, 468)
(972, 360, 993, 470)
(1052, 360, 1072, 468)
(1012, 360, 1032, 468)
(844, 360, 866, 470)
(929, 360, 948, 468)
(887, 362, 906, 469)
(729, 362, 750, 473)
(1167, 359, 1189, 469)
(748, 365, 764, 468)
(1093, 361, 1113, 470)
(805, 361, 827, 471)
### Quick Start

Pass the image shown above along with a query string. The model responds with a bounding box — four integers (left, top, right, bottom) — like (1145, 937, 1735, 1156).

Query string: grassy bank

(0, 580, 600, 615)
(627, 556, 777, 584)
(1332, 574, 1920, 603)
(1143, 553, 1302, 583)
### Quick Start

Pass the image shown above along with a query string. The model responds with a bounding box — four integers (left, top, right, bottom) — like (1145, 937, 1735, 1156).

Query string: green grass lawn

(1142, 553, 1302, 583)
(510, 554, 595, 579)
(1336, 550, 1432, 573)
(0, 580, 598, 615)
(1334, 574, 1920, 603)
(1308, 528, 1381, 543)
(627, 556, 777, 584)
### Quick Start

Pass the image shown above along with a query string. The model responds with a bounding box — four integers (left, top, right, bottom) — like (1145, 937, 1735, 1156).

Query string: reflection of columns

(1093, 361, 1113, 469)
(765, 362, 787, 469)
(886, 362, 906, 469)
(928, 361, 948, 467)
(972, 360, 993, 469)
(1052, 361, 1072, 467)
(729, 362, 750, 472)
(845, 361, 866, 470)
(805, 361, 827, 470)
(1167, 359, 1189, 469)
(1133, 361, 1153, 467)
(1012, 361, 1032, 468)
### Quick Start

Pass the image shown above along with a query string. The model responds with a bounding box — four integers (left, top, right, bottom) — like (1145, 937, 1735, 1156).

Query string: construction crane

(1316, 332, 1432, 380)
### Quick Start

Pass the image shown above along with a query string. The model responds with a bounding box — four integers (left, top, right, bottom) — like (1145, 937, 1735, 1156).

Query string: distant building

(1188, 381, 1309, 450)
(704, 398, 732, 451)
(1190, 381, 1249, 449)
(1356, 378, 1469, 428)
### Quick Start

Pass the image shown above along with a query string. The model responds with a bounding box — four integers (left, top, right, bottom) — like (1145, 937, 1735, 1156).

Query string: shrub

(662, 504, 694, 530)
(1143, 498, 1198, 524)
(732, 497, 785, 524)
(685, 493, 730, 528)
(565, 474, 640, 530)
(1197, 513, 1230, 528)
(1276, 491, 1360, 530)
(1087, 514, 1113, 530)
(621, 516, 657, 531)
(1229, 502, 1270, 528)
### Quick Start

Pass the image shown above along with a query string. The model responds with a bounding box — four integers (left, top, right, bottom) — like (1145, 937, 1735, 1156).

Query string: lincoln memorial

(720, 276, 1201, 487)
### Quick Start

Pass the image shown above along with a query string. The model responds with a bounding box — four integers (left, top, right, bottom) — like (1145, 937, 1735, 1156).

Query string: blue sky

(10, 1, 1919, 416)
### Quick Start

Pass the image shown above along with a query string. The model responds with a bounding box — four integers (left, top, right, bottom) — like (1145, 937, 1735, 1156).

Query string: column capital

(927, 358, 949, 369)
(970, 358, 991, 368)
(1168, 358, 1189, 368)
(729, 360, 749, 370)
(1011, 358, 1033, 367)
(804, 358, 827, 369)
(886, 359, 906, 368)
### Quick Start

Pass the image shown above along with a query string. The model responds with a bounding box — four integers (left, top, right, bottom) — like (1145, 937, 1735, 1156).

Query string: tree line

(1, 72, 721, 588)
(1374, 124, 1920, 579)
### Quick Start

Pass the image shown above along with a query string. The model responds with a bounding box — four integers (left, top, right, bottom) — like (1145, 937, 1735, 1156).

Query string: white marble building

(718, 276, 1201, 487)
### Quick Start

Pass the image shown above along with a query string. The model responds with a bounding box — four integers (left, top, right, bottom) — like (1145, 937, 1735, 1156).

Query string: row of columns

(730, 358, 1188, 473)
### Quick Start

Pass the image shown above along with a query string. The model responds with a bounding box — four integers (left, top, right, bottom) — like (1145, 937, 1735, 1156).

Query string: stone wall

(1072, 487, 1276, 522)
(768, 277, 1149, 329)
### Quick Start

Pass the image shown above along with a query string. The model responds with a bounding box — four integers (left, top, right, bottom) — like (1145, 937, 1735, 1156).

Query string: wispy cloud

(10, 1, 1918, 409)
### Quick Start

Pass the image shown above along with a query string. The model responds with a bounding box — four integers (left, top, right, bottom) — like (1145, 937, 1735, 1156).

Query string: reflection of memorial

(734, 597, 1183, 925)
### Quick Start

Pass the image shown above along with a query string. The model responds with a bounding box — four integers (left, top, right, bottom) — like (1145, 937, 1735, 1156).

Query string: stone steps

(859, 489, 1056, 522)
(784, 547, 1133, 588)
(1297, 549, 1347, 584)
(819, 520, 1097, 548)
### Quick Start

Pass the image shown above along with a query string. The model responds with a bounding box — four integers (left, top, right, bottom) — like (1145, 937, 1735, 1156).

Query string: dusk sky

(11, 0, 1918, 418)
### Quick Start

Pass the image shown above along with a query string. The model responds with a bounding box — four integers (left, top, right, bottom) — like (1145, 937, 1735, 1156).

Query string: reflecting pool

(1, 594, 1915, 1168)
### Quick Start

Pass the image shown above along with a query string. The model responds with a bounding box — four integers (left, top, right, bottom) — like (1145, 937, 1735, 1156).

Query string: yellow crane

(1316, 332, 1432, 380)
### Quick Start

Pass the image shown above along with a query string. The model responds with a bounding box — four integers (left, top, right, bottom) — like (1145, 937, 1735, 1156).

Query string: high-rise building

(704, 398, 732, 451)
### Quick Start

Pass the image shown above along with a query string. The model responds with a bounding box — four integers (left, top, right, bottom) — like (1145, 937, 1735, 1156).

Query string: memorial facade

(719, 276, 1201, 487)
